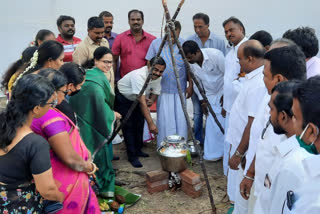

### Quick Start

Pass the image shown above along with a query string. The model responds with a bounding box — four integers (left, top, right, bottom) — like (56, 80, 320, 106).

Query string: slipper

(226, 203, 234, 214)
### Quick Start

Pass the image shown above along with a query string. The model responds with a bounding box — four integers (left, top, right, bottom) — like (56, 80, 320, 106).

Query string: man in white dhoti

(225, 40, 266, 214)
(145, 21, 193, 148)
(182, 40, 225, 161)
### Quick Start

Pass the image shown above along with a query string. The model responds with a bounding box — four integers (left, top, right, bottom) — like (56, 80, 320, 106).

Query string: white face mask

(299, 123, 319, 145)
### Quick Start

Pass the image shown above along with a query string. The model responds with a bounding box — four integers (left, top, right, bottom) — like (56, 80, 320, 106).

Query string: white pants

(234, 168, 249, 214)
(223, 112, 231, 176)
(203, 96, 225, 160)
(156, 93, 188, 148)
(227, 143, 237, 202)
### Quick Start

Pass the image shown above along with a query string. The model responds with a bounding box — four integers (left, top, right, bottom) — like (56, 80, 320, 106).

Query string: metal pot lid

(164, 135, 186, 144)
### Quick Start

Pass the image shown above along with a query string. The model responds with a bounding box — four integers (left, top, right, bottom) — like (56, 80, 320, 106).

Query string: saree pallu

(32, 109, 101, 214)
(0, 182, 43, 214)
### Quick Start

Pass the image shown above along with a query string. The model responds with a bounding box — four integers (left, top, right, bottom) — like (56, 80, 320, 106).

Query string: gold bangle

(87, 162, 97, 175)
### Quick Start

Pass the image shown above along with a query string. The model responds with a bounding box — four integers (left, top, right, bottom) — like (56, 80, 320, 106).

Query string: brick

(180, 169, 201, 185)
(146, 170, 169, 182)
(181, 181, 203, 192)
(146, 179, 168, 188)
(147, 183, 169, 194)
(181, 184, 202, 198)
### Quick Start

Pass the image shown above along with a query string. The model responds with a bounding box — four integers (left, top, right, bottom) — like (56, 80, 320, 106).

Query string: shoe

(112, 156, 120, 161)
(136, 151, 149, 157)
(129, 159, 143, 168)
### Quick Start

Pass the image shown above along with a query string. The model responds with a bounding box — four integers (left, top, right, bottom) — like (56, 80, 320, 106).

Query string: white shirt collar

(245, 65, 264, 80)
(274, 135, 300, 157)
(234, 37, 248, 49)
(302, 154, 320, 178)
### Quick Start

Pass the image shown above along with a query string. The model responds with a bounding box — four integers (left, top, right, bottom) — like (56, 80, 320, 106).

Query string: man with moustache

(221, 17, 247, 209)
(56, 15, 82, 62)
(73, 16, 110, 68)
(187, 12, 226, 151)
(99, 11, 117, 49)
(112, 9, 156, 79)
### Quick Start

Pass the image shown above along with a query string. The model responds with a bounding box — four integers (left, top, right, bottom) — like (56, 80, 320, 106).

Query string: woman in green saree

(70, 47, 121, 198)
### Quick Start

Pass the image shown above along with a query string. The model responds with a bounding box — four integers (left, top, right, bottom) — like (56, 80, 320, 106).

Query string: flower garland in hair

(13, 50, 39, 87)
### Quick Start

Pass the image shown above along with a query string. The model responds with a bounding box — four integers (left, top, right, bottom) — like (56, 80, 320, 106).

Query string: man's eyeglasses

(58, 89, 69, 96)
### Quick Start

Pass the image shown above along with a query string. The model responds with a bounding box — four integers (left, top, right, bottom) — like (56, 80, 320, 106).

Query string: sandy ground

(112, 140, 229, 214)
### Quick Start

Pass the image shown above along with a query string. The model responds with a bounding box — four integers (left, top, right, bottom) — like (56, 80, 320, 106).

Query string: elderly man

(225, 40, 266, 214)
(221, 17, 247, 207)
(112, 9, 156, 79)
(182, 40, 225, 162)
(283, 26, 320, 78)
(56, 15, 81, 62)
(187, 12, 226, 148)
(115, 57, 166, 168)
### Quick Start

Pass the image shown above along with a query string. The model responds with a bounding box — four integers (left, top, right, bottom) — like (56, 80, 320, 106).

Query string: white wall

(1, 0, 320, 76)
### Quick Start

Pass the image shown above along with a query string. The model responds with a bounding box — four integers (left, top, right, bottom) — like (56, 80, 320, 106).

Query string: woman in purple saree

(31, 69, 101, 214)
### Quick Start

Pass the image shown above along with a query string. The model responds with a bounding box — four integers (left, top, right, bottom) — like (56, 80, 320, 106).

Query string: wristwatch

(235, 149, 245, 158)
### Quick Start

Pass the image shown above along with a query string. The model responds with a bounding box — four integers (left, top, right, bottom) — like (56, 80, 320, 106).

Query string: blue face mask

(296, 124, 319, 155)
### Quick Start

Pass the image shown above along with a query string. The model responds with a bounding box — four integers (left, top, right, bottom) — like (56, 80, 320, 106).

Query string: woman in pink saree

(31, 68, 101, 214)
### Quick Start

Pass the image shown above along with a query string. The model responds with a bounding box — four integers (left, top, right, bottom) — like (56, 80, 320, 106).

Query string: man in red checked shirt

(56, 15, 81, 62)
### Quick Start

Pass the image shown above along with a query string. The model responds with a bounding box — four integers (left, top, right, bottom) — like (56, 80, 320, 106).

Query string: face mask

(296, 123, 319, 154)
(70, 89, 80, 96)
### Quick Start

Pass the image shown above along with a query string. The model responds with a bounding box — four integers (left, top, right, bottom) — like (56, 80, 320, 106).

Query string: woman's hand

(115, 111, 122, 120)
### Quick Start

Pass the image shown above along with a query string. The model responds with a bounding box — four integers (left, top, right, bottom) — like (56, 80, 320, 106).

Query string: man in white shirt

(254, 81, 311, 214)
(182, 40, 225, 161)
(239, 44, 307, 213)
(225, 40, 266, 214)
(222, 17, 247, 188)
(284, 77, 320, 213)
(283, 26, 320, 78)
(187, 12, 226, 149)
(115, 57, 165, 167)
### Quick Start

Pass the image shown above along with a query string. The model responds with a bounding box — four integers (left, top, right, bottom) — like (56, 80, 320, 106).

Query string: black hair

(99, 11, 113, 18)
(87, 16, 104, 30)
(35, 29, 55, 46)
(57, 15, 75, 27)
(1, 46, 38, 90)
(128, 9, 144, 21)
(59, 63, 85, 85)
(283, 27, 319, 58)
(272, 80, 301, 118)
(182, 40, 200, 55)
(38, 68, 67, 90)
(222, 16, 246, 35)
(0, 74, 54, 150)
(264, 45, 306, 80)
(33, 40, 64, 72)
(150, 56, 166, 68)
(292, 76, 320, 128)
(192, 13, 210, 25)
(249, 30, 273, 47)
(243, 44, 265, 59)
(174, 20, 181, 31)
(93, 46, 113, 60)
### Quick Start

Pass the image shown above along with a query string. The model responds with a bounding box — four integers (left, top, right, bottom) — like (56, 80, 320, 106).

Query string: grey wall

(1, 0, 320, 77)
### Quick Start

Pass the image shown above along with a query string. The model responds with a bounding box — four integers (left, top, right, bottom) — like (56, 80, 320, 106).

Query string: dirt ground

(112, 141, 229, 214)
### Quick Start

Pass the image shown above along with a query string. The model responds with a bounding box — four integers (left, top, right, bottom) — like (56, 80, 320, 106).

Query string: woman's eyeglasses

(58, 89, 69, 96)
(45, 99, 58, 108)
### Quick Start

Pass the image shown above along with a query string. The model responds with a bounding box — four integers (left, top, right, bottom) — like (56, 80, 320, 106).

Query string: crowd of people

(0, 7, 320, 214)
